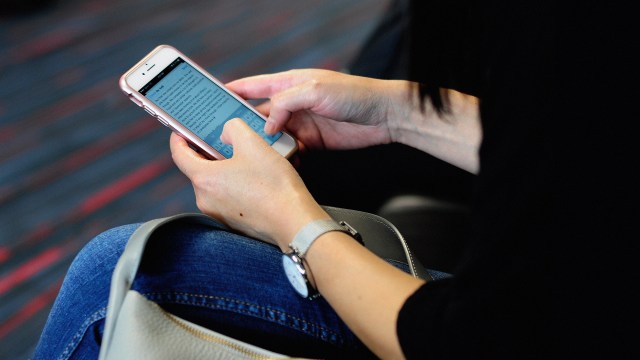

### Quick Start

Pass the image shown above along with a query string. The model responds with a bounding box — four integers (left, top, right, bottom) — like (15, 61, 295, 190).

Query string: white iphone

(119, 44, 298, 160)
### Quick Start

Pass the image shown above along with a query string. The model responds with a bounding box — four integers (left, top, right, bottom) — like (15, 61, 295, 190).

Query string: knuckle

(191, 173, 212, 192)
(307, 78, 321, 90)
(191, 174, 220, 212)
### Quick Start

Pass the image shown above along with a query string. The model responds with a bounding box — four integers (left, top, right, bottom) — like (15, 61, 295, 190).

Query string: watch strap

(289, 219, 349, 258)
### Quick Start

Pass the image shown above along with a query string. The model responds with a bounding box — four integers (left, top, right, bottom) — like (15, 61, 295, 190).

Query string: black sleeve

(397, 280, 450, 359)
(396, 246, 553, 360)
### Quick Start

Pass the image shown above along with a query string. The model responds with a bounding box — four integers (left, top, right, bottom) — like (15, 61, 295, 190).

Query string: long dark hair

(407, 0, 484, 113)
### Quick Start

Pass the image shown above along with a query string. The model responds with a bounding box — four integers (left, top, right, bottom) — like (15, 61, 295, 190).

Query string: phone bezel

(119, 45, 298, 160)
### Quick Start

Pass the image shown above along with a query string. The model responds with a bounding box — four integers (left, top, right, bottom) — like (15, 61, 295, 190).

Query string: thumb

(220, 118, 270, 156)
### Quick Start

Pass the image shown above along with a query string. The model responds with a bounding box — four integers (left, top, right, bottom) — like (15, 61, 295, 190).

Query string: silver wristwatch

(282, 219, 361, 299)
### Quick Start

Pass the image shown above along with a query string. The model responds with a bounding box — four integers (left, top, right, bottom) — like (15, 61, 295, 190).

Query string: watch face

(282, 254, 309, 298)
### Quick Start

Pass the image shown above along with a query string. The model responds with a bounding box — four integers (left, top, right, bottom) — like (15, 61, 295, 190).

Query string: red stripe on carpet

(0, 247, 64, 297)
(78, 157, 173, 215)
(0, 279, 62, 340)
(0, 247, 10, 264)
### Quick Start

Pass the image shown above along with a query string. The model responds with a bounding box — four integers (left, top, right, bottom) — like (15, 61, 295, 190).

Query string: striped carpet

(0, 0, 388, 358)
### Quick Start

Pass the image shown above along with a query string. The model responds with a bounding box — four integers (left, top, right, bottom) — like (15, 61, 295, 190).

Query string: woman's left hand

(169, 119, 330, 250)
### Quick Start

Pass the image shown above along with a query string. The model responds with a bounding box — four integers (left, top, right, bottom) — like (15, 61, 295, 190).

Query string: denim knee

(65, 223, 141, 286)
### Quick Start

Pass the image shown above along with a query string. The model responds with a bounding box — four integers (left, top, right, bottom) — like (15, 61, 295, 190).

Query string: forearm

(304, 231, 425, 359)
(384, 81, 482, 174)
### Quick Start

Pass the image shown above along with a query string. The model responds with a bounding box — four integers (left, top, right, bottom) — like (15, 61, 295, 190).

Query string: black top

(398, 1, 637, 358)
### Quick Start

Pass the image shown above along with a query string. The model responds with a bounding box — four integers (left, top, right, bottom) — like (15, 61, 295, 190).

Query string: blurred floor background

(0, 0, 392, 358)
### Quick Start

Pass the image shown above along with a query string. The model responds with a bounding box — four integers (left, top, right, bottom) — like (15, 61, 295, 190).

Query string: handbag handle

(321, 206, 430, 280)
(100, 208, 430, 360)
(100, 213, 220, 360)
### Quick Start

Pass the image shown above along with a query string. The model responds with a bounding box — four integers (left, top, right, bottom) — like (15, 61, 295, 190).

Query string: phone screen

(139, 57, 281, 158)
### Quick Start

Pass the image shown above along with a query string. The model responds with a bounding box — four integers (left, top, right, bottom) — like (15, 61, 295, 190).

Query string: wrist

(380, 80, 416, 144)
(282, 218, 361, 299)
(276, 201, 331, 252)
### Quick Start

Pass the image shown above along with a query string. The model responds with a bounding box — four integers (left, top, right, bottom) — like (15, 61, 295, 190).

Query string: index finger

(226, 70, 312, 100)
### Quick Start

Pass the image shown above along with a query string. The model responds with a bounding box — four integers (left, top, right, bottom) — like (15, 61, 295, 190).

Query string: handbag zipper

(158, 306, 285, 360)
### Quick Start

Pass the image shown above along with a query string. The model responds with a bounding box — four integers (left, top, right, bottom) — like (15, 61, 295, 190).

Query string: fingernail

(264, 120, 274, 134)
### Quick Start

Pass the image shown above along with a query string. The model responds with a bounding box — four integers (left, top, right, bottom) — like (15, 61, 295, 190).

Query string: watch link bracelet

(282, 219, 361, 299)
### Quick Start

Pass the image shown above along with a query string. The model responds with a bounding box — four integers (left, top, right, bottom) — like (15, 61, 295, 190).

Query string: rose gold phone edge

(119, 44, 298, 160)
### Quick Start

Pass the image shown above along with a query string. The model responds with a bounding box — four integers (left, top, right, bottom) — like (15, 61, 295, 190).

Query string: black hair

(407, 0, 484, 113)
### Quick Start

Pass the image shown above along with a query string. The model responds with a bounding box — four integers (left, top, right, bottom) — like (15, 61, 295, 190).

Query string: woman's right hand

(226, 69, 409, 152)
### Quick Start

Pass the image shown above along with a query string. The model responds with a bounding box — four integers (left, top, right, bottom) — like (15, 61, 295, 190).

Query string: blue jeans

(32, 220, 448, 359)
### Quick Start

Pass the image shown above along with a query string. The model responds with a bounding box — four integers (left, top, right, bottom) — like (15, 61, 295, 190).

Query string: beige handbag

(98, 207, 430, 360)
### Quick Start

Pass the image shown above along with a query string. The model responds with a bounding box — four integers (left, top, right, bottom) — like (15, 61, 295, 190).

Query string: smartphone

(119, 44, 298, 160)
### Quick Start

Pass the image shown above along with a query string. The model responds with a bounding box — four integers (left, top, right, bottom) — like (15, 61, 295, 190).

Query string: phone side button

(143, 106, 157, 117)
(128, 94, 143, 106)
(157, 117, 169, 127)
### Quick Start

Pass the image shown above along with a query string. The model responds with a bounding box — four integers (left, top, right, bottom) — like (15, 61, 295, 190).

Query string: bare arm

(227, 70, 481, 174)
(304, 231, 425, 359)
(384, 82, 482, 174)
